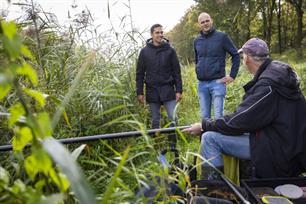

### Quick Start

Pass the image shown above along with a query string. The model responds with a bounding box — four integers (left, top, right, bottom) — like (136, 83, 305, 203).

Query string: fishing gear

(220, 174, 251, 204)
(192, 161, 251, 204)
(0, 125, 190, 152)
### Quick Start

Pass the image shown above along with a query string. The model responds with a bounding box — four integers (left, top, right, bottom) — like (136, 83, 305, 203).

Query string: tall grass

(1, 1, 192, 203)
(1, 1, 305, 203)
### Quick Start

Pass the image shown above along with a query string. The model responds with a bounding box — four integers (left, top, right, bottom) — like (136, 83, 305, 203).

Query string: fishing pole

(198, 156, 251, 203)
(0, 125, 190, 152)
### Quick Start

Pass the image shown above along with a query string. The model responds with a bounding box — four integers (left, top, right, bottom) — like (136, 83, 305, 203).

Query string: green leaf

(1, 22, 23, 60)
(8, 102, 26, 127)
(2, 35, 22, 60)
(10, 180, 43, 203)
(21, 45, 34, 60)
(102, 147, 130, 204)
(12, 127, 33, 151)
(7, 63, 19, 73)
(38, 194, 64, 204)
(93, 104, 126, 118)
(34, 179, 46, 192)
(101, 114, 134, 127)
(49, 169, 70, 192)
(0, 83, 11, 101)
(32, 112, 52, 138)
(24, 88, 46, 108)
(0, 167, 10, 188)
(42, 137, 97, 204)
(16, 63, 38, 86)
(1, 21, 17, 40)
(37, 112, 52, 137)
(0, 72, 12, 100)
(62, 111, 71, 128)
(24, 149, 53, 180)
(11, 179, 26, 194)
(48, 95, 71, 128)
(176, 128, 188, 144)
(24, 155, 39, 180)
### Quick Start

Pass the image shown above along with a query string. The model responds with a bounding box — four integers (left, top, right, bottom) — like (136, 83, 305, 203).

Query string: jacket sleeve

(222, 34, 240, 79)
(136, 50, 145, 95)
(193, 40, 198, 65)
(171, 49, 183, 93)
(202, 85, 277, 135)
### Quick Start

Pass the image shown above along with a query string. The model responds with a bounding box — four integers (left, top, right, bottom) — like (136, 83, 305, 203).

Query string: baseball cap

(238, 38, 269, 57)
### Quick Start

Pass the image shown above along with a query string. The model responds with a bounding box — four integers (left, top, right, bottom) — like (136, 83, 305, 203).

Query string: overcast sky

(2, 0, 195, 37)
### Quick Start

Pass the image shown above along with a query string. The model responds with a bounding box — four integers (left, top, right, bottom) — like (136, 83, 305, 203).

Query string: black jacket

(136, 38, 182, 103)
(202, 59, 306, 178)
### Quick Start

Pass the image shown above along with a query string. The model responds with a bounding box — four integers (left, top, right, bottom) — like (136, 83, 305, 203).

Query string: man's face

(198, 14, 213, 33)
(242, 53, 252, 73)
(151, 26, 163, 45)
(242, 53, 247, 65)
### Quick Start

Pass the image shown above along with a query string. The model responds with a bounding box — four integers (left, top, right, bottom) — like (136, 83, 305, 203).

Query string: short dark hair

(150, 24, 162, 34)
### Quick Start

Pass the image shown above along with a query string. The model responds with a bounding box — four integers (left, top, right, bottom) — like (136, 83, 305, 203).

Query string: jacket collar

(200, 28, 215, 38)
(146, 38, 170, 49)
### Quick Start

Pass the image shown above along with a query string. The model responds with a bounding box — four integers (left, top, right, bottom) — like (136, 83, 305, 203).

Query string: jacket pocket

(206, 60, 221, 76)
(196, 60, 206, 80)
(160, 85, 175, 102)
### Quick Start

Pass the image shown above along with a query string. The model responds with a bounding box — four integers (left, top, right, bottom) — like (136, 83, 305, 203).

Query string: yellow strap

(223, 155, 240, 185)
(196, 153, 240, 185)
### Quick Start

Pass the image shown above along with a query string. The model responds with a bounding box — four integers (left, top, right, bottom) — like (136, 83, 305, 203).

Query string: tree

(168, 0, 305, 64)
(277, 0, 282, 53)
(286, 0, 304, 57)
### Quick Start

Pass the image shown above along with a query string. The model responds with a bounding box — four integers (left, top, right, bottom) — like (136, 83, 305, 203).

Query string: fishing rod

(220, 174, 251, 204)
(1, 124, 251, 203)
(0, 125, 190, 152)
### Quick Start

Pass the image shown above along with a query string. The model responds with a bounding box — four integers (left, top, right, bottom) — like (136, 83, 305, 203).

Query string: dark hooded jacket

(202, 59, 306, 178)
(136, 38, 182, 103)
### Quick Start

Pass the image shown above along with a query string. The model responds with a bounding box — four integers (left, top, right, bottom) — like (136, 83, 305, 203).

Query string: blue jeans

(149, 100, 177, 148)
(200, 131, 251, 167)
(198, 79, 226, 119)
(148, 100, 177, 129)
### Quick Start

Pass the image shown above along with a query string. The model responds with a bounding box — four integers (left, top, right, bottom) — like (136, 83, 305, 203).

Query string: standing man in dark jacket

(136, 24, 183, 146)
(184, 38, 306, 179)
(194, 12, 240, 119)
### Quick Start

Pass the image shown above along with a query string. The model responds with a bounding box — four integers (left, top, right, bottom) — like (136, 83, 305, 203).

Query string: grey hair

(250, 55, 269, 62)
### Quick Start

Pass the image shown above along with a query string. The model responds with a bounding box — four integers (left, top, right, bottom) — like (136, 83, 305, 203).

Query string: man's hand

(137, 95, 145, 104)
(182, 123, 203, 135)
(176, 92, 182, 102)
(221, 75, 234, 85)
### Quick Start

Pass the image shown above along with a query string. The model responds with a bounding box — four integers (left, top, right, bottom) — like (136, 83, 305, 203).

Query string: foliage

(168, 0, 305, 64)
(1, 2, 194, 203)
(0, 1, 305, 203)
(0, 20, 97, 204)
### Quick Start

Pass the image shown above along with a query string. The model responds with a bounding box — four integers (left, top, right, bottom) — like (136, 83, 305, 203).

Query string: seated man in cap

(183, 38, 306, 179)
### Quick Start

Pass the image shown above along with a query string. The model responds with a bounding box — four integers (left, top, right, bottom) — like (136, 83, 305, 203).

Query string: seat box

(241, 177, 306, 204)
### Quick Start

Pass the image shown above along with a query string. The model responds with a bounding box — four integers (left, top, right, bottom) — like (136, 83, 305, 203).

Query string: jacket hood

(260, 60, 303, 100)
(146, 37, 170, 49)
